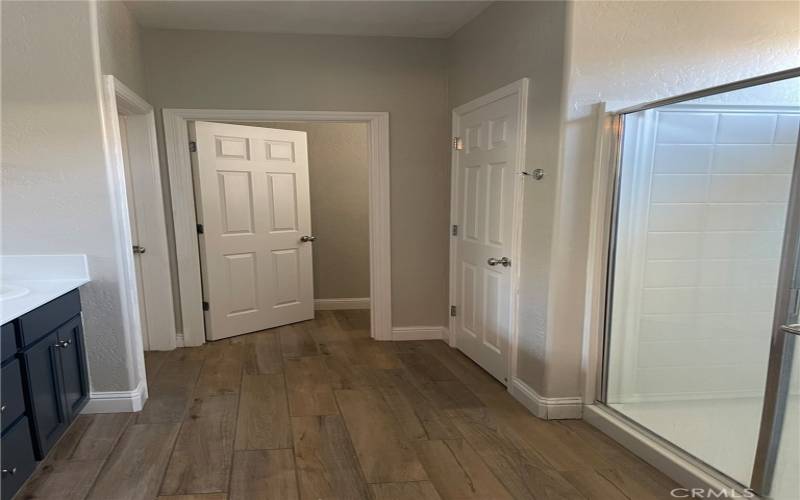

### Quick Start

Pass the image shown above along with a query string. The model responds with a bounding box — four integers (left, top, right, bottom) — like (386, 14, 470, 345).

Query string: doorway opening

(163, 109, 391, 345)
(189, 120, 371, 341)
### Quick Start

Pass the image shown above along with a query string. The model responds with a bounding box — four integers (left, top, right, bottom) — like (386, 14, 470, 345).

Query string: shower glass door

(601, 72, 800, 497)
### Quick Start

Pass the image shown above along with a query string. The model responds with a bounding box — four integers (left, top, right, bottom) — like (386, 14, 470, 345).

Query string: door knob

(132, 245, 146, 254)
(487, 257, 511, 267)
(300, 235, 316, 242)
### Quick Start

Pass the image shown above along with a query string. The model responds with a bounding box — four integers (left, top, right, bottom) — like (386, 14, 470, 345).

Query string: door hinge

(451, 224, 458, 236)
(202, 301, 209, 311)
(196, 224, 204, 234)
(450, 305, 457, 317)
(452, 137, 464, 151)
(189, 141, 197, 152)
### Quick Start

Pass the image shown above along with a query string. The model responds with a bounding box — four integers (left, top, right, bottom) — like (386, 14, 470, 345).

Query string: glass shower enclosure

(599, 69, 800, 499)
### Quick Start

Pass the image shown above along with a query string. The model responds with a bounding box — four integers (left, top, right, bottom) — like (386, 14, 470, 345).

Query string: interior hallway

(17, 310, 678, 500)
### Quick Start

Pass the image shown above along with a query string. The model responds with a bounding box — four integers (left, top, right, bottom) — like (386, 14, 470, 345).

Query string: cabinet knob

(0, 404, 6, 412)
(2, 467, 17, 476)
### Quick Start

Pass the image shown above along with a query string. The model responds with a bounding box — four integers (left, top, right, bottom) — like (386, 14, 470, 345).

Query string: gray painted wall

(246, 122, 370, 300)
(447, 1, 570, 395)
(1, 0, 143, 392)
(142, 29, 450, 328)
(96, 0, 148, 98)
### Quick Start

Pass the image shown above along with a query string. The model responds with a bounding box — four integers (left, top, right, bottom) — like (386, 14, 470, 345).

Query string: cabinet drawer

(1, 323, 16, 363)
(18, 289, 80, 347)
(1, 416, 37, 500)
(1, 359, 25, 432)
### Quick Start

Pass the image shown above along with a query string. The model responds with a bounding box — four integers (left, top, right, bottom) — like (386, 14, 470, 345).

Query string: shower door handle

(780, 324, 800, 336)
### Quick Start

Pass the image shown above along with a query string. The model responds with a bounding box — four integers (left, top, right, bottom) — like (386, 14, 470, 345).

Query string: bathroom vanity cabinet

(1, 289, 88, 500)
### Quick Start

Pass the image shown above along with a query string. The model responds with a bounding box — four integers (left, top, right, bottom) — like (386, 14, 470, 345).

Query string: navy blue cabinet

(56, 315, 89, 421)
(1, 288, 87, 500)
(22, 328, 69, 458)
(1, 417, 37, 500)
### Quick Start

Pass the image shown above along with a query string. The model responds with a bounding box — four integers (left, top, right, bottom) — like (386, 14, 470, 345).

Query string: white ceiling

(125, 1, 492, 39)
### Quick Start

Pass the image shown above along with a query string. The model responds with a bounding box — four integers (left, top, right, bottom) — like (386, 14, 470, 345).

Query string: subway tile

(704, 203, 787, 231)
(643, 261, 700, 287)
(635, 364, 769, 396)
(639, 314, 696, 341)
(641, 288, 696, 314)
(708, 174, 791, 203)
(695, 286, 776, 314)
(653, 145, 713, 173)
(774, 114, 800, 144)
(655, 112, 717, 144)
(639, 312, 774, 342)
(646, 233, 701, 260)
(697, 259, 780, 287)
(651, 174, 708, 203)
(695, 313, 774, 340)
(715, 113, 777, 144)
(648, 204, 705, 231)
(712, 144, 796, 174)
(700, 231, 784, 259)
(637, 338, 770, 369)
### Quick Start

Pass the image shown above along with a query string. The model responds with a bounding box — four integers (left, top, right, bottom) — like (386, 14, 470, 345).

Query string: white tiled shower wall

(616, 106, 800, 400)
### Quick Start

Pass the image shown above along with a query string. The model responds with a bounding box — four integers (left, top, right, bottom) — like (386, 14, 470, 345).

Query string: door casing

(163, 109, 391, 346)
(448, 78, 529, 386)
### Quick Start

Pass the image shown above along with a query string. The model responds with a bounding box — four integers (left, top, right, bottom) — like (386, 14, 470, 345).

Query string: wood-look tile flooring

(17, 310, 679, 500)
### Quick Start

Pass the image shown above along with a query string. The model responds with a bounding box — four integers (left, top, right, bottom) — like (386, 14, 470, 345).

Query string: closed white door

(451, 84, 525, 384)
(119, 115, 150, 350)
(190, 121, 314, 340)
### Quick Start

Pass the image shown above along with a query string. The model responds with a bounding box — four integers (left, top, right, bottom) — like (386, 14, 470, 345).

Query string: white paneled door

(451, 81, 527, 384)
(190, 121, 314, 341)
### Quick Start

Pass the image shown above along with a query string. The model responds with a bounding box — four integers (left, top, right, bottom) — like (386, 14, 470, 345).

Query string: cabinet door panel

(22, 329, 67, 459)
(1, 416, 37, 500)
(57, 315, 88, 418)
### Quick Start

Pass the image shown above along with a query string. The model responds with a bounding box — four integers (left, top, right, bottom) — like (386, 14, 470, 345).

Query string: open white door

(190, 121, 314, 341)
(450, 80, 527, 384)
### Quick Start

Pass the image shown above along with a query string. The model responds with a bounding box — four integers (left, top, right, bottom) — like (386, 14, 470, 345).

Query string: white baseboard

(509, 377, 582, 419)
(175, 332, 185, 348)
(82, 379, 148, 414)
(391, 326, 448, 341)
(583, 404, 749, 497)
(314, 297, 370, 310)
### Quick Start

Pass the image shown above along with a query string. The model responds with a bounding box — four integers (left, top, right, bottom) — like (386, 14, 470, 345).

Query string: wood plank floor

(17, 310, 680, 500)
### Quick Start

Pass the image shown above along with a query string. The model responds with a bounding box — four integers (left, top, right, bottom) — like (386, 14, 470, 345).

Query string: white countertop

(1, 255, 91, 324)
(1, 278, 90, 324)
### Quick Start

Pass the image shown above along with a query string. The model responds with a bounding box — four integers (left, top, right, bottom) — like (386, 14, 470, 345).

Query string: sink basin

(0, 284, 30, 301)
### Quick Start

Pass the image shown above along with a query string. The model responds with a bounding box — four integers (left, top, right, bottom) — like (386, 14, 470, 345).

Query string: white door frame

(101, 76, 177, 353)
(448, 78, 529, 383)
(163, 109, 391, 346)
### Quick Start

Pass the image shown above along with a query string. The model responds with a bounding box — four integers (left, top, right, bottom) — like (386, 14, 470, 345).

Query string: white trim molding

(82, 380, 148, 414)
(509, 377, 583, 420)
(584, 404, 751, 496)
(102, 76, 177, 353)
(449, 78, 529, 381)
(314, 298, 370, 310)
(163, 109, 392, 345)
(391, 326, 448, 341)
